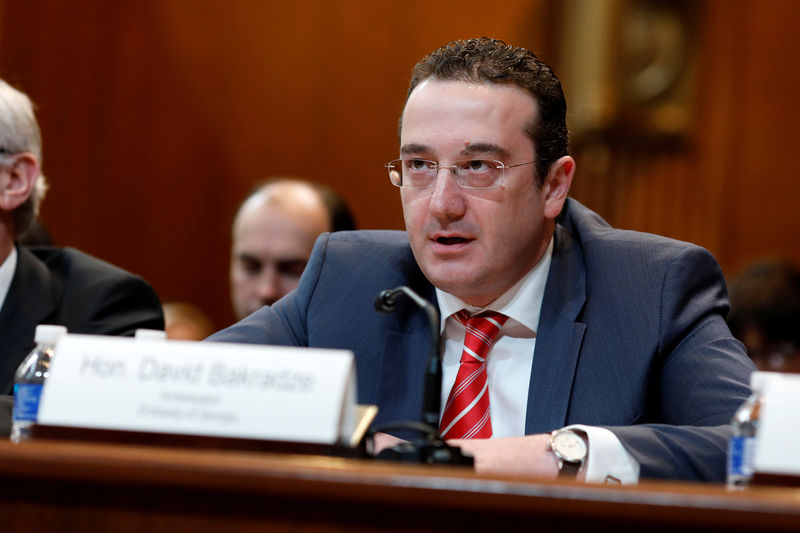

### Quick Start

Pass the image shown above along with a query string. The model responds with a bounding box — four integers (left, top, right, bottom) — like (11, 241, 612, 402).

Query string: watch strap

(549, 429, 587, 479)
(557, 459, 581, 478)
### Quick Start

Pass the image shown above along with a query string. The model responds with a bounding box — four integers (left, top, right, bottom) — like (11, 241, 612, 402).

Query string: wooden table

(0, 439, 798, 532)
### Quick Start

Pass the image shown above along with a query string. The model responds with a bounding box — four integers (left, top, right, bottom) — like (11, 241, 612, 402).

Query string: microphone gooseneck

(373, 286, 441, 430)
(373, 289, 401, 313)
(370, 286, 474, 466)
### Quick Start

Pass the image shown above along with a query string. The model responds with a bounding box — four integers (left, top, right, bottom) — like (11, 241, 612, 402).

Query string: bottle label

(12, 383, 43, 423)
(728, 435, 756, 478)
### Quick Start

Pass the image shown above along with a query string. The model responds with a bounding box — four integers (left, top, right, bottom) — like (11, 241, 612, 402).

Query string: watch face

(552, 431, 587, 462)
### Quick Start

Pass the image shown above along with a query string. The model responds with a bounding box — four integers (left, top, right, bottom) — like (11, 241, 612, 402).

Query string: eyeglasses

(385, 158, 535, 190)
(0, 148, 17, 164)
(0, 148, 22, 158)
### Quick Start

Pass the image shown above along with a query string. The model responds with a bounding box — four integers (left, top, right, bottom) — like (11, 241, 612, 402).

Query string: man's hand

(449, 434, 575, 479)
(370, 431, 408, 455)
(370, 432, 584, 481)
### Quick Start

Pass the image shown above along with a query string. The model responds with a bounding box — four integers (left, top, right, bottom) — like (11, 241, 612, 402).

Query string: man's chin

(422, 270, 490, 304)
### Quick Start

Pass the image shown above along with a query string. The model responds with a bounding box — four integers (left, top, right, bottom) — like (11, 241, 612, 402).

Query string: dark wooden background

(1, 0, 798, 331)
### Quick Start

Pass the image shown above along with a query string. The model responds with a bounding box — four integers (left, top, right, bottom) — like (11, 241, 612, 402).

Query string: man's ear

(0, 153, 39, 211)
(542, 155, 575, 220)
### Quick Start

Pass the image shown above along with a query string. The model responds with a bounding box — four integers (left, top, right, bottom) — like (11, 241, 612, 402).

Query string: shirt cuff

(566, 424, 640, 485)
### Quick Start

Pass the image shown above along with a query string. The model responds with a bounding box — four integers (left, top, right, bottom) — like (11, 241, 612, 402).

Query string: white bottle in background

(135, 329, 167, 341)
(727, 371, 780, 489)
(11, 324, 68, 443)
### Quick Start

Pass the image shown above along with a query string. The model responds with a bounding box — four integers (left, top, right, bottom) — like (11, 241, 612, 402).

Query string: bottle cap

(135, 329, 167, 340)
(750, 370, 782, 392)
(34, 324, 68, 345)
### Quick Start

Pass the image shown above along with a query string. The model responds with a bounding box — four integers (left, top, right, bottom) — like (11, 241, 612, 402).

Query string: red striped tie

(439, 310, 508, 439)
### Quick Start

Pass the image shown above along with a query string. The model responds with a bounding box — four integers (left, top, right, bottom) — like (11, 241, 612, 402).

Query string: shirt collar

(0, 245, 18, 313)
(435, 237, 553, 336)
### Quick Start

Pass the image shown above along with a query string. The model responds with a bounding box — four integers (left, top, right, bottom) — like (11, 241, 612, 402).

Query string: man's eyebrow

(236, 253, 263, 270)
(461, 143, 511, 159)
(399, 142, 511, 158)
(399, 144, 431, 156)
(275, 258, 308, 271)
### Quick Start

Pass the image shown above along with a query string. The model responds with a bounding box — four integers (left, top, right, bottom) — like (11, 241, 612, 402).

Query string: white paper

(754, 373, 800, 476)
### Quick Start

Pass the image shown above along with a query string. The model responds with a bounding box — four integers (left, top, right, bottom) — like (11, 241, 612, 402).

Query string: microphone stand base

(374, 440, 474, 466)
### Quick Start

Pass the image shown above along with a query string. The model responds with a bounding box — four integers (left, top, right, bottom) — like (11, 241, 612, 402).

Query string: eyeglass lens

(387, 159, 503, 189)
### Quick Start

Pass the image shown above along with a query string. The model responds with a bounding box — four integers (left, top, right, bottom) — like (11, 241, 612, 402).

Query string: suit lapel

(0, 246, 56, 393)
(525, 224, 587, 434)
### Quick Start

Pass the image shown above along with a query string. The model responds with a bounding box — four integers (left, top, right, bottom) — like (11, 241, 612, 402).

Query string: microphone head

(374, 289, 400, 313)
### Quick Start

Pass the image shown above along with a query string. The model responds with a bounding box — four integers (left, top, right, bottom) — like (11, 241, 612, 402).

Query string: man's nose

(256, 266, 283, 306)
(428, 167, 466, 220)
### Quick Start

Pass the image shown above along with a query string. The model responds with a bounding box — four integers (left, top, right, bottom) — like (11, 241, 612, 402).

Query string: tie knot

(455, 310, 508, 357)
(456, 310, 508, 329)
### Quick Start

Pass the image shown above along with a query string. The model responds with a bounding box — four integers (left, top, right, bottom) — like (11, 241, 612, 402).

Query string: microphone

(373, 289, 402, 313)
(373, 286, 441, 429)
(371, 286, 472, 465)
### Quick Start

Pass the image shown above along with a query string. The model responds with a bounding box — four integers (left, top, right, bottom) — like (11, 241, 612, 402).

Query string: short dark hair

(728, 259, 800, 348)
(405, 37, 569, 186)
(314, 182, 356, 232)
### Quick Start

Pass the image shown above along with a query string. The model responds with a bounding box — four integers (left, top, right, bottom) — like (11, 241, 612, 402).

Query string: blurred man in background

(727, 258, 800, 372)
(0, 79, 164, 413)
(230, 178, 355, 320)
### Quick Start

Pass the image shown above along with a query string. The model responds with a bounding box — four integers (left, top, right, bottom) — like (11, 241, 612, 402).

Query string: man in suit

(727, 259, 800, 372)
(0, 79, 164, 430)
(230, 178, 356, 320)
(209, 38, 754, 483)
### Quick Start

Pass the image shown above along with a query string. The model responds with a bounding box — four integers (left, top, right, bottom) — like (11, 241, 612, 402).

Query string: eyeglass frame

(0, 147, 26, 159)
(0, 148, 20, 165)
(384, 158, 536, 190)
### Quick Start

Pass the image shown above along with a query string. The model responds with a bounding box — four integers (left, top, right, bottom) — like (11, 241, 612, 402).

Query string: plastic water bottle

(10, 324, 68, 443)
(727, 371, 778, 489)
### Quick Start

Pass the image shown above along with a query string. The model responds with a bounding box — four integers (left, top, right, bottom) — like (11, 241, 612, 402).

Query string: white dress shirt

(0, 246, 17, 313)
(435, 238, 639, 484)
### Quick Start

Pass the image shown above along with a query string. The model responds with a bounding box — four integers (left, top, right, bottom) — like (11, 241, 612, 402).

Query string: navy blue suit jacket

(209, 199, 754, 482)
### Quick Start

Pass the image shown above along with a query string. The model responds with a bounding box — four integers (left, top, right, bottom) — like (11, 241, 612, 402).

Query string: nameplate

(38, 335, 358, 445)
(754, 372, 800, 476)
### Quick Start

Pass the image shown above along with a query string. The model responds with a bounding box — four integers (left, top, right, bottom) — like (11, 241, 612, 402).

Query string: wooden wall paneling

(4, 0, 798, 330)
(693, 0, 747, 276)
(719, 1, 800, 276)
(565, 0, 800, 283)
(0, 0, 553, 330)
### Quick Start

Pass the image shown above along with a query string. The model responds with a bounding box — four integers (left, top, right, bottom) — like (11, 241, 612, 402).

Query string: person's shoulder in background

(727, 258, 800, 373)
(23, 245, 165, 335)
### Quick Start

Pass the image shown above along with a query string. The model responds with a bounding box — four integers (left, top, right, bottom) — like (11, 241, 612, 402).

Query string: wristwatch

(547, 429, 588, 478)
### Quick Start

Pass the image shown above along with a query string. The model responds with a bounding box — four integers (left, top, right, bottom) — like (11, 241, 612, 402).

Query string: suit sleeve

(606, 245, 755, 481)
(64, 268, 165, 336)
